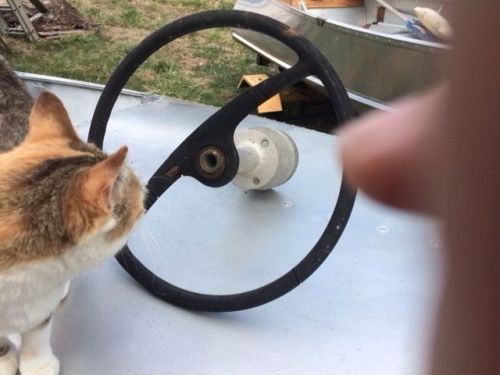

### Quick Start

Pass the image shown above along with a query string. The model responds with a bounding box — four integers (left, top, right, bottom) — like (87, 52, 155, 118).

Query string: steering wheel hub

(198, 146, 226, 179)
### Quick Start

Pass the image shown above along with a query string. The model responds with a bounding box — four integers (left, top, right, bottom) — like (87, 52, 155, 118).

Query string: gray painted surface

(23, 77, 443, 374)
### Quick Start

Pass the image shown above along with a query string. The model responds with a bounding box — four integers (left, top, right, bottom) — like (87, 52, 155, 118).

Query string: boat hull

(233, 0, 448, 112)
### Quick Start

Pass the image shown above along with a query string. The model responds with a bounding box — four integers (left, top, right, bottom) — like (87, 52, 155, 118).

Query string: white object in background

(233, 127, 299, 190)
(299, 0, 308, 12)
(415, 7, 453, 40)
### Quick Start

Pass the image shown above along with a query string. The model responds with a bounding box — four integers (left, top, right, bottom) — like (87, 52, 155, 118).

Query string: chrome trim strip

(16, 71, 150, 98)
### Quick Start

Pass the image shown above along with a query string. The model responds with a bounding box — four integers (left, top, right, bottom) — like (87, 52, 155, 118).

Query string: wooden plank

(0, 35, 9, 52)
(281, 0, 299, 7)
(307, 0, 364, 8)
(29, 12, 43, 22)
(0, 13, 7, 34)
(6, 0, 39, 41)
(38, 29, 86, 37)
(281, 0, 364, 8)
(238, 74, 283, 114)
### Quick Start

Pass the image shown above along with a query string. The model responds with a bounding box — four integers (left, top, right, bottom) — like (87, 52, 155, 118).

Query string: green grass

(119, 6, 142, 27)
(3, 0, 274, 106)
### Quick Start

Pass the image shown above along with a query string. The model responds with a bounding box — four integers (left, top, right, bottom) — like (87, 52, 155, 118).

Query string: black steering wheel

(89, 10, 356, 312)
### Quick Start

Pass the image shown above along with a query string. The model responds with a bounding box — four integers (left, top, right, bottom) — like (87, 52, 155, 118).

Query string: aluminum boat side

(233, 0, 450, 112)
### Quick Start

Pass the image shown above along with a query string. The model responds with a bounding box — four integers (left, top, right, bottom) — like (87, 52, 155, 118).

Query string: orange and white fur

(0, 73, 145, 373)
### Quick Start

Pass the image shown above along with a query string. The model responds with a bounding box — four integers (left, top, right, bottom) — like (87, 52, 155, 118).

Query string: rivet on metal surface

(377, 225, 389, 234)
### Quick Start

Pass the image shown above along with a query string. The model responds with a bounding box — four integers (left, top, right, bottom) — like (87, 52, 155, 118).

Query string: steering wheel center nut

(233, 127, 299, 190)
(198, 146, 226, 178)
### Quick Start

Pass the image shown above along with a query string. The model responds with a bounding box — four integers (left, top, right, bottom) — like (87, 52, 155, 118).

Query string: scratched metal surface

(24, 76, 444, 375)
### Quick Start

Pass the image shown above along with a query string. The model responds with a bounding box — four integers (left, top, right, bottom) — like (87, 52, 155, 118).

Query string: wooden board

(238, 74, 283, 114)
(282, 0, 364, 8)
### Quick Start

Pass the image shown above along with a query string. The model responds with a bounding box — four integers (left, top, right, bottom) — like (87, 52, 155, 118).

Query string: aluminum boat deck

(19, 73, 443, 375)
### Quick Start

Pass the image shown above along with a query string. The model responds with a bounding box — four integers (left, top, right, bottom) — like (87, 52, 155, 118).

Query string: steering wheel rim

(89, 9, 356, 312)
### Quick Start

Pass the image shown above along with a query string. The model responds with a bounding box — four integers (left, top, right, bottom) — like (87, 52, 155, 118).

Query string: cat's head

(0, 92, 146, 270)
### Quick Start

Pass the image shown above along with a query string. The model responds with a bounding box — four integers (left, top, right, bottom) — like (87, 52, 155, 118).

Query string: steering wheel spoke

(144, 59, 315, 203)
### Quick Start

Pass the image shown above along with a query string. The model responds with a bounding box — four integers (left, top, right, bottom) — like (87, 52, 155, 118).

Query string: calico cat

(0, 56, 146, 375)
(0, 56, 32, 152)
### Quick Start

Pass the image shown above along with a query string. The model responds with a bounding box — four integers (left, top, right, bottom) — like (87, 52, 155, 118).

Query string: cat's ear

(26, 91, 80, 144)
(83, 146, 128, 213)
(65, 146, 128, 241)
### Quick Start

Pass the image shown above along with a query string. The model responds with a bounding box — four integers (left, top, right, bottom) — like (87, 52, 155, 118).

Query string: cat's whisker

(137, 224, 170, 272)
(136, 225, 157, 262)
(143, 225, 170, 270)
